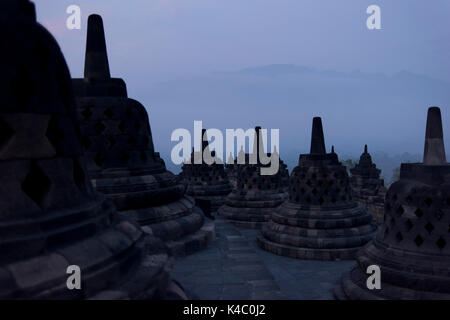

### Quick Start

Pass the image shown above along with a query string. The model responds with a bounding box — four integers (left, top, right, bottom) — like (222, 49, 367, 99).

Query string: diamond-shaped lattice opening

(120, 152, 129, 162)
(0, 118, 14, 150)
(45, 117, 64, 150)
(331, 197, 337, 203)
(414, 235, 424, 247)
(384, 227, 389, 239)
(73, 159, 86, 192)
(424, 198, 433, 207)
(128, 136, 137, 146)
(81, 107, 93, 120)
(396, 205, 405, 216)
(395, 232, 403, 242)
(81, 136, 92, 149)
(312, 188, 318, 195)
(390, 217, 396, 226)
(311, 173, 317, 179)
(135, 121, 142, 132)
(306, 196, 311, 203)
(414, 208, 423, 218)
(95, 120, 106, 134)
(424, 222, 434, 234)
(104, 108, 114, 119)
(436, 237, 446, 250)
(107, 136, 116, 149)
(317, 180, 323, 186)
(306, 180, 312, 186)
(324, 189, 329, 195)
(405, 219, 413, 231)
(318, 197, 324, 205)
(94, 153, 104, 167)
(406, 195, 413, 203)
(21, 162, 51, 208)
(118, 121, 126, 133)
(385, 202, 391, 212)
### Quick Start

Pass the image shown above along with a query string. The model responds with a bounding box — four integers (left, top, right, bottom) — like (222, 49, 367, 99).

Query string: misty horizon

(34, 1, 450, 179)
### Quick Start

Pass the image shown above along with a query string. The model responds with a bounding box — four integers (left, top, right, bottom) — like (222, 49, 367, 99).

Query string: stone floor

(172, 217, 355, 300)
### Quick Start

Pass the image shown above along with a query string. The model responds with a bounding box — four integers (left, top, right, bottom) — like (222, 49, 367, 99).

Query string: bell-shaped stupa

(336, 107, 450, 299)
(218, 127, 288, 228)
(0, 0, 185, 299)
(258, 117, 377, 260)
(73, 14, 214, 257)
(225, 146, 244, 189)
(350, 145, 387, 224)
(181, 129, 232, 214)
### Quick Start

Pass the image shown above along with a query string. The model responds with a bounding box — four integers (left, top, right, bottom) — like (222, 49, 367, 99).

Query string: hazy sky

(36, 0, 450, 84)
(33, 1, 450, 171)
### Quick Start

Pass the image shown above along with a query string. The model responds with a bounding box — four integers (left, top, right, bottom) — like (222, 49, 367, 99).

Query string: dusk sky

(34, 0, 450, 174)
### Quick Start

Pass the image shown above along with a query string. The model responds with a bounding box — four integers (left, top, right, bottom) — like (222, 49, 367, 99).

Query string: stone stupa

(257, 117, 377, 260)
(0, 0, 186, 299)
(350, 145, 387, 224)
(218, 127, 288, 229)
(73, 14, 214, 257)
(181, 129, 232, 214)
(225, 146, 244, 189)
(336, 107, 450, 299)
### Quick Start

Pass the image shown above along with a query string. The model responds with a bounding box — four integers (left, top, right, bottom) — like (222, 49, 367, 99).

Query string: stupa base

(218, 206, 275, 229)
(256, 235, 363, 261)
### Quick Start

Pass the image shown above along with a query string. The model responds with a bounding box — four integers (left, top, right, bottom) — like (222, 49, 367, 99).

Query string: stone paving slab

(172, 218, 355, 300)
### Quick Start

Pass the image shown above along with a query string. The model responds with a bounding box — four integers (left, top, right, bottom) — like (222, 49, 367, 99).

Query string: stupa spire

(423, 107, 446, 165)
(202, 129, 209, 152)
(310, 117, 326, 154)
(84, 14, 111, 79)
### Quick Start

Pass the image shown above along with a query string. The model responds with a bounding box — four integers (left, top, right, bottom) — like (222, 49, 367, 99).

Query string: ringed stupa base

(93, 174, 215, 258)
(257, 202, 377, 260)
(219, 192, 287, 229)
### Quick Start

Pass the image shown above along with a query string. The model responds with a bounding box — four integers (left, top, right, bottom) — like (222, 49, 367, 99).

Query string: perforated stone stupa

(225, 146, 245, 189)
(257, 117, 377, 260)
(0, 0, 185, 299)
(350, 145, 387, 224)
(181, 129, 232, 214)
(218, 127, 288, 229)
(72, 14, 214, 257)
(336, 107, 450, 299)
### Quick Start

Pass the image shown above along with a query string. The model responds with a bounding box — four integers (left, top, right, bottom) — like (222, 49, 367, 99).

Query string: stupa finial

(84, 14, 111, 79)
(310, 117, 326, 154)
(423, 107, 446, 165)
